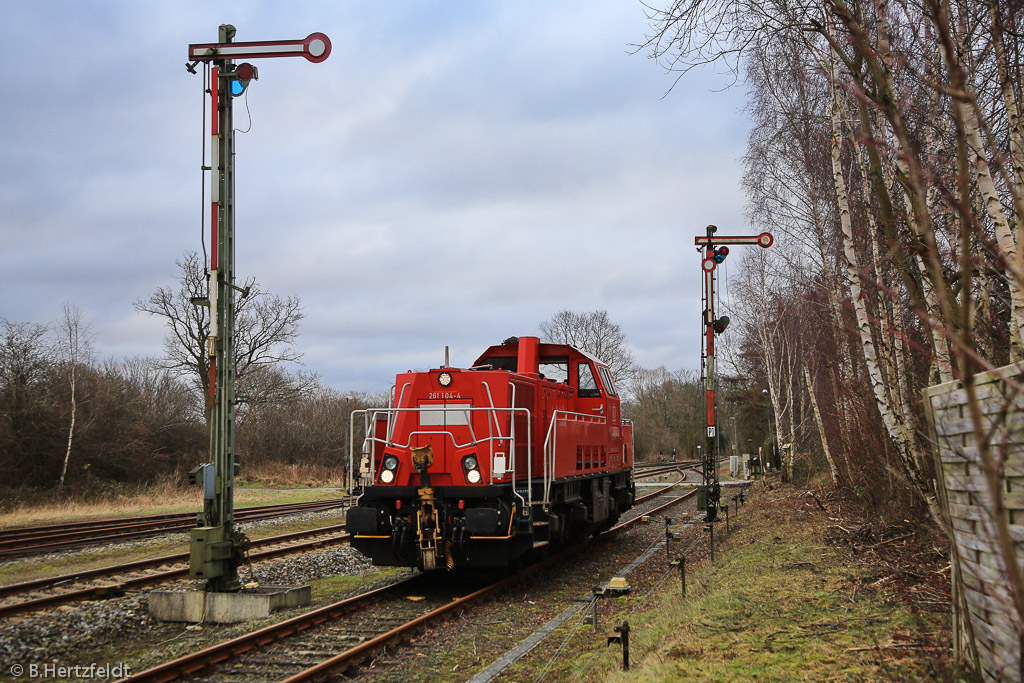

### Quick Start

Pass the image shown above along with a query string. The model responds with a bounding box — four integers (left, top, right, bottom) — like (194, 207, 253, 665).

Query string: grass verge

(554, 484, 970, 682)
(0, 484, 342, 529)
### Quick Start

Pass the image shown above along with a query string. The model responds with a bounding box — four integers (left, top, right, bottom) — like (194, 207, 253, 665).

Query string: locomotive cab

(346, 336, 635, 570)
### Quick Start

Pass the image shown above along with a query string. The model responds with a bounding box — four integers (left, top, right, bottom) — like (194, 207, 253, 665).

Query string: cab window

(539, 356, 569, 383)
(577, 362, 601, 398)
(598, 366, 618, 396)
(478, 356, 518, 372)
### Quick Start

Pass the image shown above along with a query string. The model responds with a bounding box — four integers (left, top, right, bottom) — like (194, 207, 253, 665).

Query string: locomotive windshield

(598, 366, 618, 396)
(577, 362, 601, 397)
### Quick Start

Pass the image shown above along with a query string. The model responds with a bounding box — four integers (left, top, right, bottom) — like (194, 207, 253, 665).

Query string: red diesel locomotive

(345, 336, 635, 570)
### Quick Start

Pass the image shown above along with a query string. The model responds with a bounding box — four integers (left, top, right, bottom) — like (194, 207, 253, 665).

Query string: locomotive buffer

(695, 225, 772, 521)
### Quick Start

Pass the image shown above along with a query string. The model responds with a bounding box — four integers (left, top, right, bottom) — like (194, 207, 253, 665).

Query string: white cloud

(0, 2, 751, 391)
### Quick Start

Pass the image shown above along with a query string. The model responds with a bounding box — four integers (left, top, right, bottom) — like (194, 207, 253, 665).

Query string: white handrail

(388, 383, 412, 444)
(542, 410, 608, 508)
(349, 405, 532, 512)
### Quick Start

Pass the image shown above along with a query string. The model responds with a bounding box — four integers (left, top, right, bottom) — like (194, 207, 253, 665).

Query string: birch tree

(56, 303, 94, 489)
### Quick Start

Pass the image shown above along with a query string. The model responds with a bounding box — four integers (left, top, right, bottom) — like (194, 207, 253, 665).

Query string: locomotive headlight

(438, 372, 452, 387)
(462, 454, 481, 484)
(379, 455, 400, 484)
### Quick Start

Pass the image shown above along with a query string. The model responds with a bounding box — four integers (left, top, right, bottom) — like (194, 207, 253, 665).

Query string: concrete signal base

(148, 585, 311, 623)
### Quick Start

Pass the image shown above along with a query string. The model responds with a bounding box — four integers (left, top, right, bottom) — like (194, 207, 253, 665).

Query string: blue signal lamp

(230, 63, 258, 97)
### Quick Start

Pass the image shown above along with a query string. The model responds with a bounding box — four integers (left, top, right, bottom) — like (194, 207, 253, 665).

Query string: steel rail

(0, 498, 349, 538)
(0, 525, 351, 619)
(0, 500, 348, 558)
(282, 489, 700, 681)
(633, 464, 696, 480)
(633, 473, 687, 505)
(123, 489, 699, 683)
(116, 575, 425, 683)
(0, 477, 693, 619)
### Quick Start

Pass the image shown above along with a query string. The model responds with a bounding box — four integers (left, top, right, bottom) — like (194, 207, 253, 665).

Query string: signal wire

(532, 595, 595, 683)
(235, 88, 253, 134)
(534, 529, 674, 682)
(200, 63, 209, 277)
(565, 521, 709, 682)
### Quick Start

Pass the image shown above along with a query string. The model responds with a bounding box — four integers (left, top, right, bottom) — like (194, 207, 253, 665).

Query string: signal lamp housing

(230, 63, 258, 97)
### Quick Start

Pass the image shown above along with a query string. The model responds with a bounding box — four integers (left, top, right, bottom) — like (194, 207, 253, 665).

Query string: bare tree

(55, 303, 94, 489)
(626, 366, 703, 457)
(0, 320, 56, 482)
(134, 251, 315, 414)
(638, 0, 1024, 625)
(539, 310, 636, 387)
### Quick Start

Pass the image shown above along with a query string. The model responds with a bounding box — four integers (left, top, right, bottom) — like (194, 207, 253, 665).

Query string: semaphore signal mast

(695, 224, 773, 521)
(184, 24, 331, 592)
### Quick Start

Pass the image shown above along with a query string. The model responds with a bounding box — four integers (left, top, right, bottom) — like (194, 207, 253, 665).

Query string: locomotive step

(532, 540, 550, 549)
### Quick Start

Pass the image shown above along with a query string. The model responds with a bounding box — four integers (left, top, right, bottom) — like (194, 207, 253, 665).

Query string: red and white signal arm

(189, 33, 332, 63)
(694, 232, 773, 248)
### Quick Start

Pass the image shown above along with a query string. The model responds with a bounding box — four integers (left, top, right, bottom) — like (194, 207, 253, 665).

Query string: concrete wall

(924, 362, 1024, 681)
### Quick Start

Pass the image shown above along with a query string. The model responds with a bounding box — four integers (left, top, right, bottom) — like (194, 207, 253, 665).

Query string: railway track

(633, 461, 698, 478)
(0, 474, 690, 619)
(0, 523, 352, 619)
(122, 487, 699, 682)
(0, 498, 350, 558)
(2, 465, 679, 559)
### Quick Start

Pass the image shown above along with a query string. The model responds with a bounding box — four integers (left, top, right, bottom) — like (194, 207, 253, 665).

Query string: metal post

(665, 517, 673, 561)
(698, 224, 721, 523)
(592, 586, 602, 630)
(725, 503, 730, 533)
(707, 522, 714, 562)
(607, 620, 630, 669)
(185, 24, 331, 593)
(694, 226, 772, 520)
(189, 24, 247, 593)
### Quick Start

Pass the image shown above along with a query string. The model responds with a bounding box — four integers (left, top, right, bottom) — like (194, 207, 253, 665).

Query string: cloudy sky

(0, 2, 751, 393)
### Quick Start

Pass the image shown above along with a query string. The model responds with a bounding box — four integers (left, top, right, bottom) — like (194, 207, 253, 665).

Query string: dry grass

(568, 482, 969, 682)
(0, 476, 202, 529)
(0, 464, 345, 529)
(238, 461, 345, 489)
